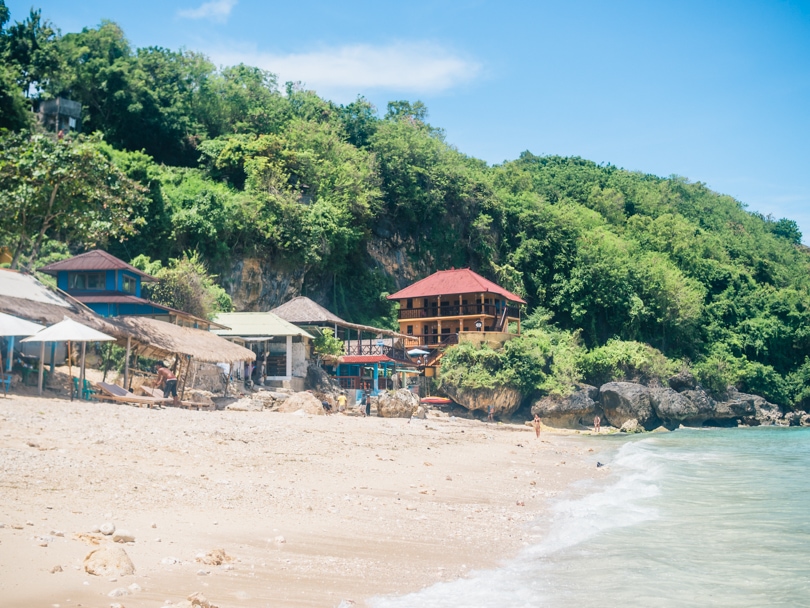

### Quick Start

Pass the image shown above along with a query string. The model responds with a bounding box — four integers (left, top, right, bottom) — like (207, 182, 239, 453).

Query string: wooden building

(38, 250, 223, 330)
(387, 268, 526, 349)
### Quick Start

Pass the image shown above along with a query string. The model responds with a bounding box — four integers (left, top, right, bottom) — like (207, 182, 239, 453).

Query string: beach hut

(211, 312, 313, 391)
(105, 316, 255, 397)
(0, 313, 45, 396)
(270, 296, 417, 359)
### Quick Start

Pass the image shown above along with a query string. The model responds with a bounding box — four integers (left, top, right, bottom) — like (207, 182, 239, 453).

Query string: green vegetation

(1, 2, 810, 407)
(313, 328, 344, 358)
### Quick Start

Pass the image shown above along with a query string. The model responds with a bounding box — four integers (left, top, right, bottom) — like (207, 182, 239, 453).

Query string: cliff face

(225, 258, 307, 312)
(365, 235, 432, 292)
(222, 234, 436, 313)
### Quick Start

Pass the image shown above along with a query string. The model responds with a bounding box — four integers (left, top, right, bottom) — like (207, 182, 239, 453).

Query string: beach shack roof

(271, 296, 412, 339)
(109, 316, 255, 364)
(387, 268, 527, 304)
(0, 269, 120, 333)
(38, 249, 157, 281)
(211, 312, 314, 339)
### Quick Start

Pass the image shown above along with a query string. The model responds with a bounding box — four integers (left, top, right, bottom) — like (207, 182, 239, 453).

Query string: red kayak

(421, 397, 452, 405)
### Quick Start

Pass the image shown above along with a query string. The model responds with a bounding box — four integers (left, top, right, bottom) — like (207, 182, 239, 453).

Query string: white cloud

(208, 42, 481, 97)
(177, 0, 237, 23)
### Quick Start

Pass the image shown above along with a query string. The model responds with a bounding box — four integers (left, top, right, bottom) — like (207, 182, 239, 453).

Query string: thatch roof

(109, 316, 255, 364)
(271, 296, 410, 339)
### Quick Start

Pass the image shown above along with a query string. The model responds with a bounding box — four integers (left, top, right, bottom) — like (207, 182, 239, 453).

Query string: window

(69, 272, 104, 291)
(442, 328, 450, 334)
(406, 325, 413, 335)
(123, 275, 136, 294)
(406, 299, 413, 309)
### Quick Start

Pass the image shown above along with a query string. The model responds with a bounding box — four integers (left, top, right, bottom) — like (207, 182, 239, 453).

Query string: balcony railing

(344, 344, 412, 362)
(410, 332, 460, 347)
(398, 304, 520, 320)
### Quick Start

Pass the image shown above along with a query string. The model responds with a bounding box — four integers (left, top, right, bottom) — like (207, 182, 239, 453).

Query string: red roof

(339, 355, 395, 365)
(38, 250, 157, 281)
(387, 268, 526, 304)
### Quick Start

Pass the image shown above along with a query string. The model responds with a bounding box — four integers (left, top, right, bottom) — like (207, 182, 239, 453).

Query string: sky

(8, 0, 810, 241)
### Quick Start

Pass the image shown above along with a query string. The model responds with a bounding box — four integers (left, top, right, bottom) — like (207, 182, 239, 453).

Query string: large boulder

(306, 365, 339, 393)
(530, 386, 599, 428)
(84, 545, 135, 577)
(724, 390, 783, 426)
(377, 389, 419, 418)
(441, 385, 523, 417)
(599, 382, 656, 429)
(277, 391, 325, 415)
(650, 388, 704, 427)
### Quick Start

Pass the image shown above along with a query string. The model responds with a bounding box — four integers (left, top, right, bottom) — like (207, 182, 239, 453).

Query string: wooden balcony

(398, 304, 520, 320)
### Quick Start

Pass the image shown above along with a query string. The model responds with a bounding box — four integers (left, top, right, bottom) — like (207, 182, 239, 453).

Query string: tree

(313, 328, 343, 358)
(134, 251, 232, 319)
(2, 8, 61, 96)
(0, 132, 146, 269)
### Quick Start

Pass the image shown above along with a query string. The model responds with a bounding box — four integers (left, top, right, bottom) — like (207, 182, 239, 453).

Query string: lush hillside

(2, 5, 810, 408)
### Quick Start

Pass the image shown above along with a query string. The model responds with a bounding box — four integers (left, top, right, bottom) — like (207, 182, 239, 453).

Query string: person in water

(532, 414, 542, 438)
(594, 415, 601, 434)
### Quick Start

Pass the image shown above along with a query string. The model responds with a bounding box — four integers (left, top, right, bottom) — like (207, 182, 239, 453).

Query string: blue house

(38, 250, 221, 330)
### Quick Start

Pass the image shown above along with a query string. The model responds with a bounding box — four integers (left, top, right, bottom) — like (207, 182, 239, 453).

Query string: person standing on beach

(532, 414, 542, 438)
(155, 363, 179, 406)
(365, 391, 372, 417)
(487, 404, 495, 422)
(594, 415, 601, 434)
(337, 393, 347, 413)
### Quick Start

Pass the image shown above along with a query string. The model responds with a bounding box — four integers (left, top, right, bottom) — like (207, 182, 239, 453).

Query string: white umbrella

(0, 312, 45, 337)
(22, 317, 115, 398)
(407, 348, 430, 356)
(0, 313, 45, 397)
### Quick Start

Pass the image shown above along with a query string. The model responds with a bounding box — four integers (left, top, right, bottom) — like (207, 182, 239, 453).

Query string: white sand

(0, 395, 603, 607)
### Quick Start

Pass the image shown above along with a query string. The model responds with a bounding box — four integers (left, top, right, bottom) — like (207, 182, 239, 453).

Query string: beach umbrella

(0, 313, 45, 397)
(407, 348, 430, 356)
(21, 317, 115, 397)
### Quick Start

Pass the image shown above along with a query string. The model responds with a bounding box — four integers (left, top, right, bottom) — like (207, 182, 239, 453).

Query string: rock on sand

(277, 392, 324, 415)
(84, 545, 135, 576)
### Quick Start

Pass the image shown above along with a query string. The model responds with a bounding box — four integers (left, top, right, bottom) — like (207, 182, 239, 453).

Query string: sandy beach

(0, 394, 603, 608)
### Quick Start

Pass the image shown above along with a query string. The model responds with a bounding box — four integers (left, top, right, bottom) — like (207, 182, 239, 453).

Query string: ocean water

(371, 427, 810, 608)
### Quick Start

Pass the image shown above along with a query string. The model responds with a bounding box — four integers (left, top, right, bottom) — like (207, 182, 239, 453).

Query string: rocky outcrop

(441, 385, 523, 417)
(530, 386, 599, 428)
(668, 370, 697, 392)
(599, 382, 656, 429)
(376, 389, 419, 418)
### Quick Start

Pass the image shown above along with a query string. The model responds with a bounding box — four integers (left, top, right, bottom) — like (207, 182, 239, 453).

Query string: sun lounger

(94, 382, 171, 408)
(140, 385, 202, 410)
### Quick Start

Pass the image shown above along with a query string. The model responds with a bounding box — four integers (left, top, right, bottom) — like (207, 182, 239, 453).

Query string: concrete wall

(458, 331, 517, 349)
(292, 341, 309, 378)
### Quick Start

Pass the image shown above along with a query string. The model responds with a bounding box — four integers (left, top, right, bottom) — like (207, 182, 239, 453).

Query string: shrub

(579, 339, 676, 387)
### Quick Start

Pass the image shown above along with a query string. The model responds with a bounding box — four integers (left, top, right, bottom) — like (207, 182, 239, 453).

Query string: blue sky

(8, 0, 810, 241)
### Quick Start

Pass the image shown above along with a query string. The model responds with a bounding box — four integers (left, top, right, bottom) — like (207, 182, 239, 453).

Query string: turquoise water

(371, 428, 810, 607)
